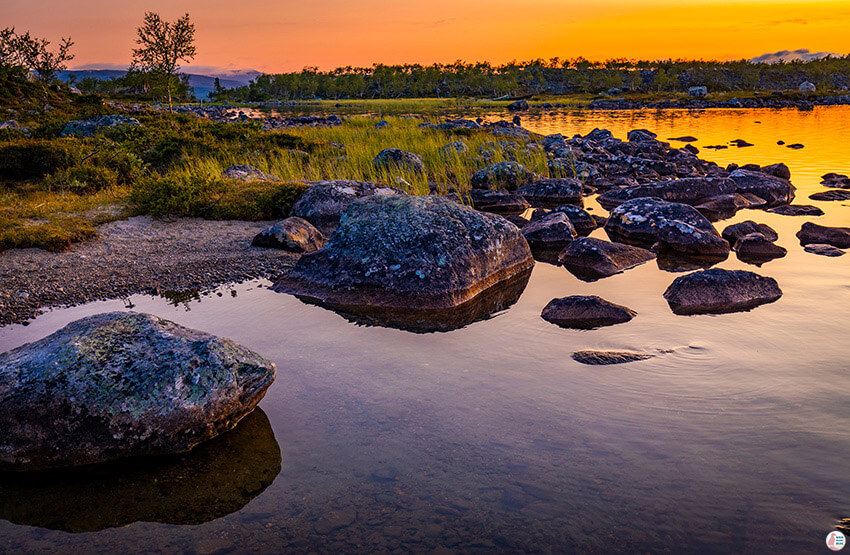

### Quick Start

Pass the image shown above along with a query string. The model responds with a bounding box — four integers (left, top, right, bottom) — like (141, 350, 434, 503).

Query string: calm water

(1, 107, 849, 553)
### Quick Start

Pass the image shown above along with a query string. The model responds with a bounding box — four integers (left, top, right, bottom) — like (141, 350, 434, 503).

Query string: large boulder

(373, 148, 425, 174)
(796, 222, 850, 248)
(728, 169, 795, 207)
(521, 212, 577, 252)
(559, 237, 655, 280)
(291, 180, 403, 234)
(252, 217, 325, 252)
(470, 161, 537, 191)
(663, 269, 782, 315)
(604, 198, 728, 256)
(541, 295, 637, 329)
(722, 221, 779, 246)
(0, 312, 276, 471)
(60, 115, 141, 138)
(222, 164, 279, 182)
(596, 177, 736, 210)
(517, 178, 583, 207)
(274, 195, 534, 312)
(467, 189, 530, 215)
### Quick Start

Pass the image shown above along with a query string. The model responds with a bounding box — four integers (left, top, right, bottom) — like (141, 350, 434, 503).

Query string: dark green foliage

(49, 165, 119, 193)
(0, 140, 78, 181)
(130, 175, 308, 220)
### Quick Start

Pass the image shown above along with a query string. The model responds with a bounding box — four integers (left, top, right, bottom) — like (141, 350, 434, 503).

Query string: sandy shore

(0, 217, 298, 327)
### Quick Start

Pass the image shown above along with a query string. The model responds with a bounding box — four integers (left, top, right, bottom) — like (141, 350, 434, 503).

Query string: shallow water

(1, 107, 849, 553)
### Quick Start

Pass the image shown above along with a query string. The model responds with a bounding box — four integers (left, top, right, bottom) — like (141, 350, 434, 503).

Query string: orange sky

(2, 0, 849, 72)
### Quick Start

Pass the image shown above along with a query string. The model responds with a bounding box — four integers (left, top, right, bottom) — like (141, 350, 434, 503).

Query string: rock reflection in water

(655, 250, 728, 273)
(0, 408, 280, 533)
(292, 269, 531, 333)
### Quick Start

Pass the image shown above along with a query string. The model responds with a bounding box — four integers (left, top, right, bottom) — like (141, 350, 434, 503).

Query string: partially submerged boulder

(767, 205, 824, 216)
(470, 161, 537, 191)
(222, 164, 279, 182)
(533, 205, 597, 235)
(0, 312, 276, 471)
(290, 180, 403, 234)
(728, 169, 795, 207)
(663, 268, 782, 315)
(804, 244, 845, 257)
(572, 350, 654, 365)
(521, 212, 577, 252)
(733, 233, 787, 263)
(275, 195, 534, 313)
(252, 217, 325, 252)
(558, 237, 655, 281)
(373, 148, 425, 174)
(796, 222, 850, 248)
(722, 221, 778, 246)
(541, 295, 636, 329)
(517, 178, 583, 207)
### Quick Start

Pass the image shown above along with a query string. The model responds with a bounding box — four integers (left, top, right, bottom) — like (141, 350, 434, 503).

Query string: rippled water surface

(1, 107, 849, 553)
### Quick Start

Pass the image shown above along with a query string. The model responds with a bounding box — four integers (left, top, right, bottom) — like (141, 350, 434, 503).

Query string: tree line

(213, 56, 850, 101)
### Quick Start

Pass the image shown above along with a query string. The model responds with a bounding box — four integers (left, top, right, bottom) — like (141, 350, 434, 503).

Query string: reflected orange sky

(2, 0, 849, 72)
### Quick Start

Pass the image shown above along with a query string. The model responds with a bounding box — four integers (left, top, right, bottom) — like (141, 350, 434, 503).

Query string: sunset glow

(3, 0, 850, 72)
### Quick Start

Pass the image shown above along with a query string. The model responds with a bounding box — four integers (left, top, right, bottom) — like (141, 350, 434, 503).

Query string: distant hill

(57, 67, 262, 99)
(749, 49, 842, 64)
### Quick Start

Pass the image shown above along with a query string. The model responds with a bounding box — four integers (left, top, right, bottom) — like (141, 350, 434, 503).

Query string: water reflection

(289, 269, 531, 333)
(0, 409, 280, 533)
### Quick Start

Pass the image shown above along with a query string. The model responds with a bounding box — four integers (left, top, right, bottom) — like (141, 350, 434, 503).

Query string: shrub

(46, 165, 119, 193)
(0, 140, 78, 181)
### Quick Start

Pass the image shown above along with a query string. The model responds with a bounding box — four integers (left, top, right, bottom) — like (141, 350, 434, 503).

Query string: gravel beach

(0, 217, 298, 327)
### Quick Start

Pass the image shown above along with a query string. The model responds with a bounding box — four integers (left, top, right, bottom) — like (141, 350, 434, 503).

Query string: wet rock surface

(809, 190, 850, 201)
(0, 312, 276, 471)
(722, 221, 779, 246)
(536, 205, 598, 235)
(796, 222, 850, 248)
(571, 350, 654, 365)
(466, 189, 530, 215)
(663, 268, 783, 315)
(252, 217, 325, 252)
(541, 295, 637, 329)
(597, 177, 736, 210)
(733, 233, 787, 263)
(804, 244, 845, 257)
(291, 180, 403, 234)
(727, 169, 795, 207)
(275, 195, 534, 312)
(558, 237, 655, 281)
(521, 212, 577, 253)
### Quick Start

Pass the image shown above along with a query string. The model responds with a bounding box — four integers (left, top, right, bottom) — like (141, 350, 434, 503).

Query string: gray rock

(0, 312, 276, 471)
(521, 212, 577, 252)
(517, 178, 583, 207)
(663, 268, 782, 315)
(275, 195, 534, 312)
(60, 115, 141, 138)
(627, 129, 657, 142)
(728, 169, 795, 207)
(467, 189, 530, 215)
(796, 222, 850, 248)
(572, 350, 654, 365)
(767, 204, 824, 216)
(252, 217, 325, 252)
(506, 99, 529, 111)
(596, 177, 737, 210)
(222, 164, 279, 182)
(541, 295, 637, 329)
(809, 190, 850, 201)
(559, 237, 655, 280)
(803, 244, 845, 257)
(694, 193, 759, 221)
(470, 161, 537, 191)
(722, 221, 779, 246)
(291, 180, 403, 234)
(373, 148, 425, 174)
(439, 141, 469, 157)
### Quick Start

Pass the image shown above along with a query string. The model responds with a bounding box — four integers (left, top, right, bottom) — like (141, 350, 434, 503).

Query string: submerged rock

(290, 180, 403, 234)
(0, 312, 276, 471)
(373, 148, 425, 174)
(728, 169, 795, 207)
(222, 164, 279, 182)
(733, 233, 787, 263)
(796, 222, 850, 248)
(517, 178, 583, 207)
(571, 350, 654, 365)
(252, 217, 325, 252)
(809, 190, 850, 201)
(767, 205, 824, 216)
(721, 221, 779, 246)
(803, 244, 845, 257)
(275, 195, 534, 314)
(663, 268, 782, 315)
(541, 295, 636, 329)
(470, 161, 537, 191)
(558, 237, 655, 281)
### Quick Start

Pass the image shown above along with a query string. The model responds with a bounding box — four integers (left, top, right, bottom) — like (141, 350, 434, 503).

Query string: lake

(1, 106, 848, 553)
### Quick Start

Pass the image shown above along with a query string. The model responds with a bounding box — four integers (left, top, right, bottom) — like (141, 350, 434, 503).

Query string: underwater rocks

(275, 195, 534, 313)
(541, 295, 636, 329)
(663, 268, 782, 315)
(558, 237, 655, 281)
(803, 244, 845, 257)
(291, 180, 404, 235)
(252, 217, 325, 253)
(0, 312, 276, 471)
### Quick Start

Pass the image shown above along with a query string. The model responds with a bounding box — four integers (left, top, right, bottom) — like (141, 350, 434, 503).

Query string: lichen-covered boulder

(558, 237, 655, 280)
(60, 115, 141, 137)
(222, 164, 279, 182)
(663, 268, 782, 315)
(274, 195, 534, 311)
(728, 169, 795, 207)
(597, 177, 736, 210)
(373, 148, 425, 174)
(252, 216, 325, 252)
(533, 205, 597, 235)
(291, 180, 403, 234)
(517, 178, 583, 207)
(541, 295, 636, 329)
(0, 312, 276, 471)
(470, 161, 537, 191)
